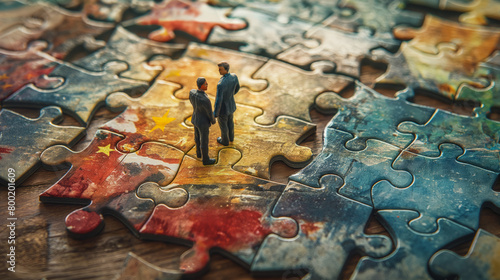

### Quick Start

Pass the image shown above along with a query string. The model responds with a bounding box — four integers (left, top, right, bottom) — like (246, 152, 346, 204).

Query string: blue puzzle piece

(398, 109, 500, 172)
(251, 175, 393, 280)
(372, 143, 499, 233)
(351, 209, 474, 280)
(316, 81, 435, 150)
(290, 128, 412, 205)
(430, 229, 500, 280)
(5, 61, 148, 125)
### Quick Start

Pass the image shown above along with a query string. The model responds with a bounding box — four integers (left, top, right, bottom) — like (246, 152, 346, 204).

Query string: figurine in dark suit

(190, 77, 216, 165)
(214, 61, 240, 146)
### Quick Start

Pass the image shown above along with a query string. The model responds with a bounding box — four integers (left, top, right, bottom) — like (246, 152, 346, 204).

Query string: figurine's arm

(214, 83, 224, 117)
(234, 75, 240, 95)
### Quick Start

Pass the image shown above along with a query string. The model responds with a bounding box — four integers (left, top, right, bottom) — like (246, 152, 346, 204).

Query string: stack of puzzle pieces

(1, 0, 500, 279)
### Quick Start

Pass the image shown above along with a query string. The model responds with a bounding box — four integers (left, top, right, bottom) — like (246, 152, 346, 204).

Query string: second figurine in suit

(214, 61, 240, 146)
(190, 77, 216, 165)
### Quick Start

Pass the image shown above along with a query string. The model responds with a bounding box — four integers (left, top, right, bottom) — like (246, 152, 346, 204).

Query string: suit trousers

(194, 125, 210, 161)
(217, 113, 234, 145)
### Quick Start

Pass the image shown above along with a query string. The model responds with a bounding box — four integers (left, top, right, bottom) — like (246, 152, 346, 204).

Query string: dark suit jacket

(189, 89, 215, 127)
(214, 73, 240, 117)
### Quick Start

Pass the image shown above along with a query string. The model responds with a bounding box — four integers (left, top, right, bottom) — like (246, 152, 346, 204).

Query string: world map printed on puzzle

(0, 0, 500, 279)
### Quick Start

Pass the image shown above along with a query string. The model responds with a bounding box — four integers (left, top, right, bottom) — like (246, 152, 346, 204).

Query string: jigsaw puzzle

(2, 0, 500, 279)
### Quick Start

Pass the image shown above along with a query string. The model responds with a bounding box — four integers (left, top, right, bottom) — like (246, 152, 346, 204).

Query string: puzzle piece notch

(5, 60, 149, 125)
(289, 128, 412, 206)
(102, 80, 195, 153)
(351, 209, 474, 280)
(372, 143, 499, 233)
(40, 129, 187, 237)
(430, 229, 500, 280)
(0, 106, 85, 186)
(398, 108, 500, 172)
(135, 0, 247, 42)
(185, 102, 315, 179)
(138, 148, 298, 273)
(251, 176, 393, 280)
(234, 59, 353, 125)
(316, 81, 435, 150)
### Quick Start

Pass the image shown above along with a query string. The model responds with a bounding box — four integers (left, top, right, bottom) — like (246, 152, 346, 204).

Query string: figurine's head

(218, 61, 229, 75)
(197, 77, 207, 90)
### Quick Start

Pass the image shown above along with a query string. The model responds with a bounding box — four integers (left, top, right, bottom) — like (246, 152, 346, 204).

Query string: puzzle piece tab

(102, 81, 195, 153)
(316, 81, 435, 150)
(372, 143, 499, 233)
(430, 229, 500, 280)
(138, 149, 297, 273)
(135, 0, 246, 42)
(40, 130, 187, 237)
(234, 60, 353, 125)
(351, 210, 474, 280)
(0, 106, 85, 186)
(290, 128, 412, 205)
(5, 61, 148, 125)
(251, 176, 393, 280)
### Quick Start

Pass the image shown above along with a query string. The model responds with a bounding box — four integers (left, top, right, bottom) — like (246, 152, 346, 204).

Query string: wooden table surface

(1, 63, 499, 280)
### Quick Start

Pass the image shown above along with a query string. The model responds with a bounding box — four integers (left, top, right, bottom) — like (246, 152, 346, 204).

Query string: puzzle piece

(150, 42, 268, 100)
(234, 60, 353, 125)
(0, 41, 62, 101)
(251, 176, 393, 280)
(0, 106, 84, 186)
(316, 81, 435, 150)
(186, 103, 315, 179)
(135, 0, 246, 42)
(0, 1, 112, 59)
(430, 229, 500, 280)
(393, 15, 500, 60)
(289, 128, 412, 205)
(371, 42, 490, 100)
(83, 0, 154, 22)
(74, 26, 184, 82)
(441, 0, 500, 25)
(138, 148, 297, 273)
(372, 143, 499, 233)
(398, 109, 500, 172)
(277, 24, 398, 77)
(40, 130, 188, 237)
(351, 210, 474, 280)
(5, 61, 148, 125)
(208, 7, 315, 56)
(115, 252, 182, 280)
(102, 81, 195, 153)
(326, 0, 423, 40)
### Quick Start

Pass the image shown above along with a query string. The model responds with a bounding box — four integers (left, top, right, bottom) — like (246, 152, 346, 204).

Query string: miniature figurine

(190, 77, 216, 165)
(214, 61, 240, 146)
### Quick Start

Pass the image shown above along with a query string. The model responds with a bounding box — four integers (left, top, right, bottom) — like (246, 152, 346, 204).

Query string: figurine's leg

(217, 114, 230, 145)
(199, 125, 215, 165)
(194, 126, 201, 158)
(228, 113, 234, 142)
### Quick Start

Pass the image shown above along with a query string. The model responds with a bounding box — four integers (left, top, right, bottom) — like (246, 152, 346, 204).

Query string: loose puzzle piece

(372, 143, 499, 233)
(430, 229, 500, 280)
(277, 24, 398, 77)
(5, 61, 148, 125)
(150, 42, 268, 100)
(351, 210, 474, 280)
(441, 0, 500, 25)
(398, 109, 500, 172)
(102, 80, 195, 153)
(40, 130, 188, 237)
(393, 15, 500, 60)
(0, 106, 85, 186)
(371, 42, 490, 100)
(0, 1, 113, 59)
(327, 0, 423, 40)
(74, 26, 185, 82)
(208, 7, 315, 56)
(289, 128, 412, 205)
(135, 0, 246, 42)
(138, 149, 298, 273)
(251, 176, 393, 280)
(234, 60, 353, 125)
(186, 103, 315, 179)
(115, 252, 182, 280)
(0, 41, 62, 101)
(316, 81, 435, 150)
